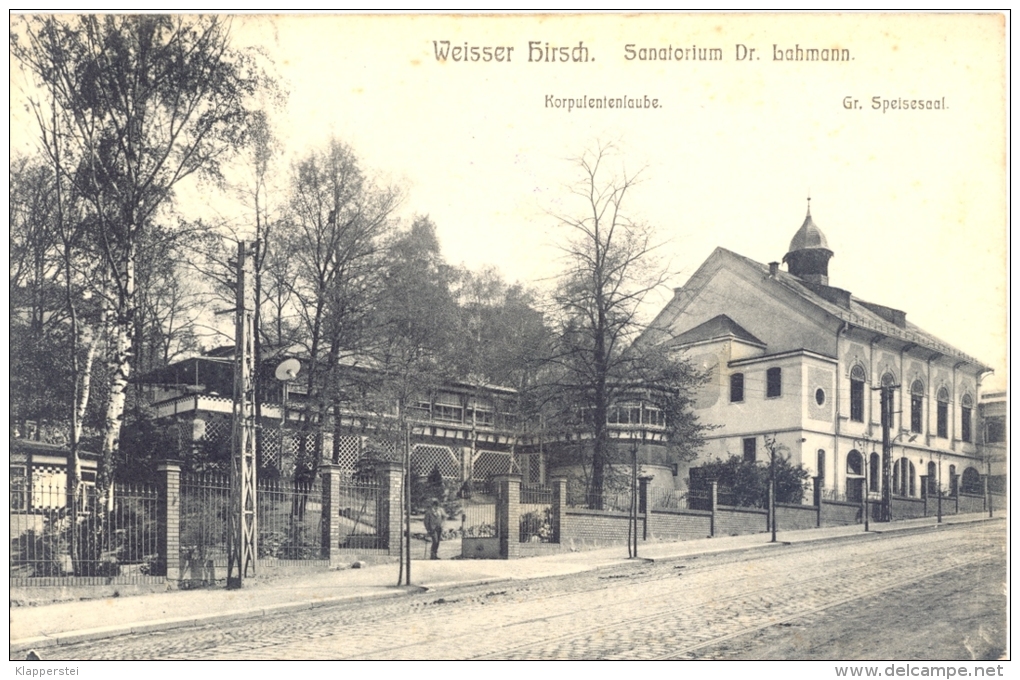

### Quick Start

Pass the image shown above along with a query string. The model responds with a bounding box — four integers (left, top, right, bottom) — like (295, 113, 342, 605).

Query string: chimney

(769, 262, 779, 277)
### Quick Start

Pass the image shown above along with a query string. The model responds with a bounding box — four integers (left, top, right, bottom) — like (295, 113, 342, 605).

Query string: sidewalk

(10, 511, 1002, 654)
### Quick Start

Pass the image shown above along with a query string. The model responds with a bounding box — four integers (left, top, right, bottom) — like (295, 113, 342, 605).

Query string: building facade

(641, 205, 998, 506)
(137, 353, 544, 488)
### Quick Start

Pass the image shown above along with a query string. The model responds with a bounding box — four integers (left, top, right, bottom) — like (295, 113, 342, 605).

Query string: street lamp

(274, 358, 301, 471)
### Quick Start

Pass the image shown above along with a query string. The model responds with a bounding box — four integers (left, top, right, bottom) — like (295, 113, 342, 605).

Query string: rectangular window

(643, 408, 664, 427)
(936, 402, 948, 438)
(766, 367, 782, 398)
(730, 373, 744, 402)
(961, 407, 972, 443)
(466, 408, 493, 426)
(743, 437, 756, 462)
(434, 404, 463, 423)
(984, 416, 1004, 443)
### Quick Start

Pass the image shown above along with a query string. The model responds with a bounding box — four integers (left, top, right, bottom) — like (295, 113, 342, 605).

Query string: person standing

(424, 498, 446, 560)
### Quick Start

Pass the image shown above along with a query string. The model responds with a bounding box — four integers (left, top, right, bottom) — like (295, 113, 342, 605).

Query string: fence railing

(566, 486, 633, 513)
(10, 479, 161, 585)
(179, 473, 231, 579)
(519, 485, 553, 543)
(337, 474, 383, 550)
(649, 487, 688, 511)
(687, 488, 711, 511)
(257, 476, 323, 560)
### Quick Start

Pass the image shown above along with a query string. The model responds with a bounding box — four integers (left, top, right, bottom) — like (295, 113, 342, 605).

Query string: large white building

(642, 204, 997, 505)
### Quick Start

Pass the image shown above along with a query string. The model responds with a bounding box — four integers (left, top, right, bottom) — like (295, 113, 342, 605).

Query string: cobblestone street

(30, 522, 1005, 661)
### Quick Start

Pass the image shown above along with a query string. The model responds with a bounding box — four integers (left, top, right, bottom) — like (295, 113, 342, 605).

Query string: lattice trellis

(259, 430, 281, 469)
(335, 435, 362, 471)
(411, 444, 459, 479)
(201, 416, 231, 447)
(472, 450, 511, 482)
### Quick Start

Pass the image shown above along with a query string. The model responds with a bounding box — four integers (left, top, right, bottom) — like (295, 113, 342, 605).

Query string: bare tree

(282, 137, 401, 481)
(546, 143, 707, 505)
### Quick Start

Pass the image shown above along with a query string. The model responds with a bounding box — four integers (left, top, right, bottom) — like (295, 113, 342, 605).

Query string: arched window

(927, 461, 937, 495)
(869, 453, 880, 492)
(949, 464, 958, 496)
(846, 451, 864, 502)
(817, 449, 826, 483)
(730, 373, 744, 402)
(850, 365, 866, 422)
(936, 387, 950, 438)
(910, 380, 925, 434)
(847, 450, 863, 475)
(895, 458, 916, 496)
(961, 467, 981, 494)
(961, 394, 973, 443)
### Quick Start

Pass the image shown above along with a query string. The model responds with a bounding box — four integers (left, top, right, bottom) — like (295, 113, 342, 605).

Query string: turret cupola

(783, 199, 834, 285)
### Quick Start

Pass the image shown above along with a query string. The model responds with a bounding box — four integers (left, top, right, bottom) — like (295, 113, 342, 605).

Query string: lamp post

(274, 358, 301, 472)
(937, 451, 943, 524)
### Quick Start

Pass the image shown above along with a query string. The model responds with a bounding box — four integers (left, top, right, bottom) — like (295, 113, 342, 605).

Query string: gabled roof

(697, 248, 989, 369)
(669, 314, 765, 348)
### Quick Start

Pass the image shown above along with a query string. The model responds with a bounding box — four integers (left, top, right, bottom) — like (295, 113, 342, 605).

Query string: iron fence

(650, 487, 687, 511)
(10, 478, 161, 586)
(460, 500, 497, 537)
(566, 485, 634, 513)
(258, 476, 323, 559)
(687, 488, 711, 511)
(337, 474, 383, 550)
(519, 485, 553, 543)
(179, 472, 231, 581)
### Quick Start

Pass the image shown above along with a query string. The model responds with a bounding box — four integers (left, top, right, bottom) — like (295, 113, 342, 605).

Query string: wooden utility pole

(629, 442, 638, 558)
(769, 447, 777, 543)
(878, 384, 898, 523)
(227, 241, 258, 588)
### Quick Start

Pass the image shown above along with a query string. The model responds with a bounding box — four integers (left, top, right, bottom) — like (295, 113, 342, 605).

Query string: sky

(9, 13, 1008, 390)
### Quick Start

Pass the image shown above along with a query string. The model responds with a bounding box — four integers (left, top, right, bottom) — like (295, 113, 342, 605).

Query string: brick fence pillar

(550, 476, 567, 544)
(709, 480, 718, 538)
(158, 460, 182, 582)
(494, 474, 522, 559)
(638, 475, 653, 541)
(319, 464, 343, 562)
(376, 462, 404, 556)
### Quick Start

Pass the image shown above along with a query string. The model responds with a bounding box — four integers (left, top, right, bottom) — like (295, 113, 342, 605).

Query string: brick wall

(562, 509, 635, 549)
(958, 493, 986, 514)
(891, 495, 926, 519)
(647, 509, 712, 541)
(775, 503, 818, 531)
(714, 506, 767, 536)
(820, 500, 860, 526)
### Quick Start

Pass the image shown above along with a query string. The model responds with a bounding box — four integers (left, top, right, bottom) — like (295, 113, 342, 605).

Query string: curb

(10, 514, 1002, 656)
(10, 587, 414, 655)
